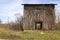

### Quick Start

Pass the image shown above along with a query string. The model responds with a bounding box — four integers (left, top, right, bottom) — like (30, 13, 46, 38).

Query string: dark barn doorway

(35, 22, 43, 30)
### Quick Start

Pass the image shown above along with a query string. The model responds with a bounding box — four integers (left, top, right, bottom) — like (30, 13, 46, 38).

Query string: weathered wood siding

(23, 5, 55, 30)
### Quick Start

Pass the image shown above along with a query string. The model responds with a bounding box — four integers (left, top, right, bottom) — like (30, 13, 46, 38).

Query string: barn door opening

(35, 22, 42, 30)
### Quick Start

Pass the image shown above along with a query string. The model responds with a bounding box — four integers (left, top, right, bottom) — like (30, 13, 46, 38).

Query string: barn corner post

(22, 4, 57, 30)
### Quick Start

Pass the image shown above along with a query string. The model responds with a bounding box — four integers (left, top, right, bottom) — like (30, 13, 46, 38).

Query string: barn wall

(23, 5, 55, 30)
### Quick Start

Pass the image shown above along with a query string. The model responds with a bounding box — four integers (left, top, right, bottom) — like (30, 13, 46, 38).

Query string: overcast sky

(0, 0, 60, 23)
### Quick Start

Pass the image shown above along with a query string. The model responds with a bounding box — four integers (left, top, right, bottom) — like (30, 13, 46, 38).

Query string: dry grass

(0, 27, 60, 40)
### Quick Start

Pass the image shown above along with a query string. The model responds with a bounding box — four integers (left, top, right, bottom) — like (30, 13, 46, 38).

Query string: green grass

(0, 28, 60, 40)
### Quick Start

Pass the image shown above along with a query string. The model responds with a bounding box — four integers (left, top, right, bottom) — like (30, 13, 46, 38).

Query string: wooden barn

(22, 4, 56, 30)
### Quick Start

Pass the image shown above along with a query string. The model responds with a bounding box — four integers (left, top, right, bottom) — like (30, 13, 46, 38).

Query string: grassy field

(0, 28, 60, 40)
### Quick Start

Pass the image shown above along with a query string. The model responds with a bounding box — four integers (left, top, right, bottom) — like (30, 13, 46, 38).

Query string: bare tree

(0, 19, 2, 24)
(15, 13, 24, 31)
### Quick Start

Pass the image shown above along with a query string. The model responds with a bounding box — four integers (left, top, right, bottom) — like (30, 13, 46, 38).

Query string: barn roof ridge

(22, 4, 57, 5)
